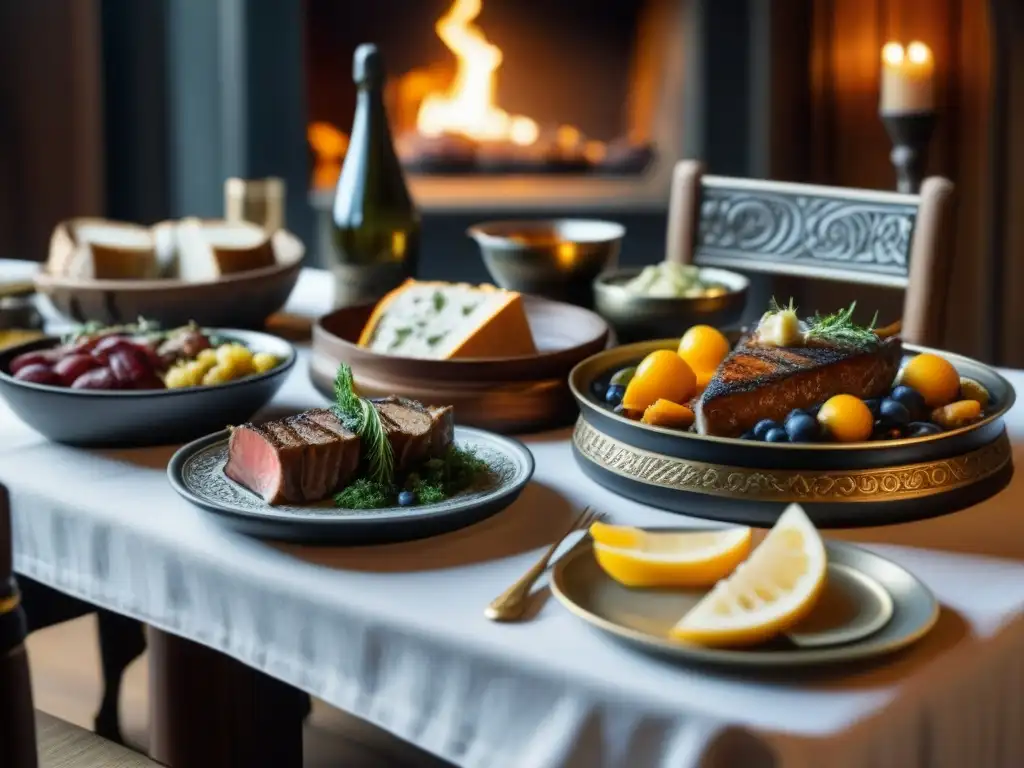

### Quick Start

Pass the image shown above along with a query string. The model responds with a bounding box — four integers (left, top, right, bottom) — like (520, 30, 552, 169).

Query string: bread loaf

(47, 219, 160, 280)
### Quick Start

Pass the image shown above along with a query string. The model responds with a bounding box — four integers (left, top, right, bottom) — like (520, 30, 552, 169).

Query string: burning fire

(308, 122, 349, 190)
(416, 0, 539, 146)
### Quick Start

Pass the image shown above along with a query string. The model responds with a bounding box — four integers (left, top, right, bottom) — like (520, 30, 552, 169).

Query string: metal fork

(485, 505, 601, 622)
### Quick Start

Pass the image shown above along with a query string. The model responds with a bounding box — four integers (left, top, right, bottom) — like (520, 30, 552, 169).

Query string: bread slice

(151, 220, 181, 278)
(358, 279, 537, 359)
(175, 218, 277, 283)
(47, 218, 160, 280)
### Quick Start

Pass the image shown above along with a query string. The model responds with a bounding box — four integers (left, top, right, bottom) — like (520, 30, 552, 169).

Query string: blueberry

(398, 490, 416, 507)
(879, 398, 911, 426)
(907, 421, 943, 438)
(591, 379, 607, 399)
(605, 384, 625, 407)
(765, 427, 789, 443)
(609, 366, 637, 388)
(806, 403, 823, 418)
(741, 430, 757, 440)
(891, 386, 926, 419)
(753, 419, 779, 440)
(785, 413, 820, 443)
(784, 409, 808, 426)
(863, 398, 882, 419)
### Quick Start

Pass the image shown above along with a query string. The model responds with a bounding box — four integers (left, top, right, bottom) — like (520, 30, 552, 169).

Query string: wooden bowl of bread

(34, 217, 304, 329)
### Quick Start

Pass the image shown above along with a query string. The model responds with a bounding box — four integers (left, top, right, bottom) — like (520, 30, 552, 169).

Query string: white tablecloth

(3, 260, 1024, 768)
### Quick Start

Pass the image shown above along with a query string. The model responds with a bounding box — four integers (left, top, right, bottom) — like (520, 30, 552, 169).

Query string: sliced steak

(373, 397, 455, 472)
(223, 408, 361, 504)
(695, 336, 902, 437)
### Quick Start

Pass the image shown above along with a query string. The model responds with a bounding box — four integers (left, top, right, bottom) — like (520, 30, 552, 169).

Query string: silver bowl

(468, 219, 625, 307)
(593, 266, 749, 342)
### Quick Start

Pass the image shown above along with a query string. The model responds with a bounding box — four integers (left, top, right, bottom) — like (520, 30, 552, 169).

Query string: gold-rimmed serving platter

(570, 340, 1015, 527)
(551, 536, 939, 668)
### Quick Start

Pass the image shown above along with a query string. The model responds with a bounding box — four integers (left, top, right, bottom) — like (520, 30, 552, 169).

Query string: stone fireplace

(305, 0, 694, 213)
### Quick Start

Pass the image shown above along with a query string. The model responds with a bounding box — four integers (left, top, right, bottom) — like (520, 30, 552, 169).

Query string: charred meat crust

(225, 399, 456, 505)
(372, 396, 454, 471)
(695, 336, 902, 437)
(224, 408, 362, 504)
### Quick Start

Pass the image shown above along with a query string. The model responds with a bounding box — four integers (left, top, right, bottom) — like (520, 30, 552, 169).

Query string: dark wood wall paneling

(789, 0, 997, 361)
(989, 0, 1024, 366)
(0, 1, 105, 262)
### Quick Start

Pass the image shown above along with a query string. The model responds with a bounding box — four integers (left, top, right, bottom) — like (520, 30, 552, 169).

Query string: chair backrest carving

(666, 160, 955, 347)
(696, 177, 918, 288)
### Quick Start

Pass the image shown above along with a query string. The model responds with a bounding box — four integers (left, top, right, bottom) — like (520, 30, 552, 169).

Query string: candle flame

(416, 0, 539, 146)
(882, 41, 933, 67)
(882, 42, 905, 65)
(906, 41, 932, 65)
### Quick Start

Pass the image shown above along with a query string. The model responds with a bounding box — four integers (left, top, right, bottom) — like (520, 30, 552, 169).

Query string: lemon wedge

(669, 504, 827, 647)
(589, 521, 752, 588)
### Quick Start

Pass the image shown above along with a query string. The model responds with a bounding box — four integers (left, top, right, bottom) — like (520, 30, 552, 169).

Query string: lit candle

(880, 41, 935, 114)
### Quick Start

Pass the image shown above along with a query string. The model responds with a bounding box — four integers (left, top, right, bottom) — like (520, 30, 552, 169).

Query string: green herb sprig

(332, 364, 394, 486)
(804, 302, 879, 347)
(333, 445, 492, 510)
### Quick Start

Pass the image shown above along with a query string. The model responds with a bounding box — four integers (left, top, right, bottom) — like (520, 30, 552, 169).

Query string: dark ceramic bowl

(0, 329, 296, 447)
(593, 266, 749, 342)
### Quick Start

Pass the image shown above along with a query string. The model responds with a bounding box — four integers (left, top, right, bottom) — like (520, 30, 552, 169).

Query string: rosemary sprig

(767, 296, 797, 315)
(332, 364, 394, 485)
(805, 302, 879, 346)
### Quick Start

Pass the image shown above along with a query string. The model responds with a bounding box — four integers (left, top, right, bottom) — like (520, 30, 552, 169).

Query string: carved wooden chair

(665, 160, 956, 347)
(0, 483, 162, 767)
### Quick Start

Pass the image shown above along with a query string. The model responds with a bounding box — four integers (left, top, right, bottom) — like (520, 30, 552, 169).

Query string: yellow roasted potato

(252, 352, 280, 374)
(202, 364, 235, 386)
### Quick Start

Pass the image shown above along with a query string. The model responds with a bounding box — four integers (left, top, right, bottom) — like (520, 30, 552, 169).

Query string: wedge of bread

(152, 220, 181, 278)
(175, 218, 277, 283)
(47, 219, 160, 280)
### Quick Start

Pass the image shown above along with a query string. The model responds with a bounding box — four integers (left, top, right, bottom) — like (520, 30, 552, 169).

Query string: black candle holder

(881, 111, 937, 194)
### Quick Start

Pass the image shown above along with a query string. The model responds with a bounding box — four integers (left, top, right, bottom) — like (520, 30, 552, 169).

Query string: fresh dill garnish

(333, 445, 493, 510)
(332, 364, 394, 485)
(804, 302, 879, 346)
(334, 478, 391, 509)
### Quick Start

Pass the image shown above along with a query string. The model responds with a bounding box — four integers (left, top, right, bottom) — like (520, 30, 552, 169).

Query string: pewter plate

(568, 339, 1016, 527)
(168, 426, 534, 543)
(552, 537, 937, 668)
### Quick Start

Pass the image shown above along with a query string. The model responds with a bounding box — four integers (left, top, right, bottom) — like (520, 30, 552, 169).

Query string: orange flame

(416, 0, 539, 146)
(308, 121, 349, 189)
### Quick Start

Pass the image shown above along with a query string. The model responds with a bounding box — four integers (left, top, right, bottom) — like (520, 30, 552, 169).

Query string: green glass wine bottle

(329, 43, 420, 307)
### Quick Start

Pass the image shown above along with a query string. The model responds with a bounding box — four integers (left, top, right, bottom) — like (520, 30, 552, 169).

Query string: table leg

(148, 627, 306, 768)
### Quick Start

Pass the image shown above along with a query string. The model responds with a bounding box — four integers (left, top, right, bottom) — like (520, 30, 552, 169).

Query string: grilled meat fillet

(695, 336, 903, 437)
(224, 408, 361, 505)
(373, 396, 455, 471)
(224, 398, 456, 505)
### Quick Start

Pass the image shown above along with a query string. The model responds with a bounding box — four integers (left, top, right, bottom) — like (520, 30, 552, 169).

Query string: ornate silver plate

(168, 426, 534, 543)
